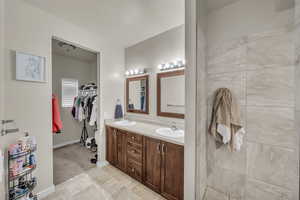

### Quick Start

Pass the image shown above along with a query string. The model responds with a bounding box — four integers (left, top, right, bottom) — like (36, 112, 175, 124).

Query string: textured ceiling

(24, 0, 185, 47)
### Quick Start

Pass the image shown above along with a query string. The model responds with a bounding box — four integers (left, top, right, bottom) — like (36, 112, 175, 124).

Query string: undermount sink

(156, 128, 184, 138)
(114, 120, 136, 126)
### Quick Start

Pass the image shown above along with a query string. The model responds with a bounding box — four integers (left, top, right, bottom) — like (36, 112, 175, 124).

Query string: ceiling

(52, 39, 97, 63)
(24, 0, 185, 48)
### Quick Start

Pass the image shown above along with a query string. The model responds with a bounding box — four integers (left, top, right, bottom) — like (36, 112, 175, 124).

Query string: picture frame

(16, 52, 46, 83)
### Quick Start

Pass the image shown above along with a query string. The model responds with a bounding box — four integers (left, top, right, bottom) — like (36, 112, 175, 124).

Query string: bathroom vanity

(105, 120, 184, 200)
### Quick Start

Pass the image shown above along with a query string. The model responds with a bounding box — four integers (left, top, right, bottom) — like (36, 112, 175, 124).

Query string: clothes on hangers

(71, 91, 97, 126)
(52, 94, 63, 133)
(89, 96, 97, 126)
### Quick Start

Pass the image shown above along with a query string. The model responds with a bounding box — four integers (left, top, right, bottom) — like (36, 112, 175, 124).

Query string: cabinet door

(106, 126, 116, 165)
(143, 137, 162, 193)
(161, 142, 184, 200)
(115, 129, 127, 171)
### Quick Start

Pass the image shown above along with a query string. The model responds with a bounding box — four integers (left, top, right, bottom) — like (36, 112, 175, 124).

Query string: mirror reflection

(157, 70, 185, 118)
(126, 75, 149, 114)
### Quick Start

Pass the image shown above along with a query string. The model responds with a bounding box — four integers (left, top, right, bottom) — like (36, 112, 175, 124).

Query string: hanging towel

(52, 94, 63, 133)
(114, 100, 123, 119)
(209, 88, 245, 151)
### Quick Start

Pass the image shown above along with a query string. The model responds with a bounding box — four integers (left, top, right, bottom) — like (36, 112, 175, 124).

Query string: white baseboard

(37, 184, 55, 199)
(97, 160, 109, 168)
(53, 139, 80, 149)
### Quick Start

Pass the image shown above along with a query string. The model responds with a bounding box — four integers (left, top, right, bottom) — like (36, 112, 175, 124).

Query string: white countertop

(105, 120, 184, 146)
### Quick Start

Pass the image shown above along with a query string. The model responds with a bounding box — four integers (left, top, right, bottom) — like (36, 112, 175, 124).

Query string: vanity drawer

(127, 159, 142, 182)
(127, 132, 143, 145)
(127, 145, 142, 163)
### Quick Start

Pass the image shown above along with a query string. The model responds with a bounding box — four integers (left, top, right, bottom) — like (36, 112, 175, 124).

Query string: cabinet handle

(157, 144, 161, 152)
(162, 144, 166, 154)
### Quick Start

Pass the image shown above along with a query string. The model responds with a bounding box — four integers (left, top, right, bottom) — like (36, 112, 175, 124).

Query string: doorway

(51, 38, 100, 185)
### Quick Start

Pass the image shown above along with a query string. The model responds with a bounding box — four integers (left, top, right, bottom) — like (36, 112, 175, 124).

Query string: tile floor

(53, 143, 96, 185)
(44, 165, 166, 200)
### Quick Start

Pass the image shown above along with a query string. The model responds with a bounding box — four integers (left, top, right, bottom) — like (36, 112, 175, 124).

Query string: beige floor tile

(45, 165, 166, 200)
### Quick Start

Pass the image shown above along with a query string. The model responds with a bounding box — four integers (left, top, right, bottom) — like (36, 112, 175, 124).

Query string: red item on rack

(52, 94, 63, 133)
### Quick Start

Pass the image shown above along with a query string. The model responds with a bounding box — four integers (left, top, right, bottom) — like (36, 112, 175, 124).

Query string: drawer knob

(131, 136, 135, 140)
(131, 168, 135, 172)
(131, 150, 135, 153)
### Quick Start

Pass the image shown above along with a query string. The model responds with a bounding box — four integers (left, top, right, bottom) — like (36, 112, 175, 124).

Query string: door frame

(50, 35, 101, 181)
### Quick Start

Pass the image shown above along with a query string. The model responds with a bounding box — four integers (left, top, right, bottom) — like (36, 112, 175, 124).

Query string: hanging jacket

(52, 94, 63, 133)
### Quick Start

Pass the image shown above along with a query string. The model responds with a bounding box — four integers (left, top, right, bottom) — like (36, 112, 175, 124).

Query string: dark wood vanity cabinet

(143, 137, 162, 193)
(106, 126, 184, 200)
(143, 137, 184, 200)
(106, 126, 116, 164)
(115, 129, 127, 171)
(160, 142, 184, 200)
(106, 126, 127, 172)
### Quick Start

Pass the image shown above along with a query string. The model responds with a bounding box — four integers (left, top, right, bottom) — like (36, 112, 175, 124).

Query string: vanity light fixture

(158, 59, 186, 71)
(125, 68, 146, 76)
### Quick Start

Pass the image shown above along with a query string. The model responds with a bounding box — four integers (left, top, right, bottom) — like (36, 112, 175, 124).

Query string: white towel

(217, 124, 231, 144)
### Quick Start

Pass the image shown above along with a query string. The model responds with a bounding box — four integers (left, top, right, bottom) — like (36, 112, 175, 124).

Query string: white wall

(1, 0, 124, 197)
(125, 25, 185, 126)
(52, 54, 97, 147)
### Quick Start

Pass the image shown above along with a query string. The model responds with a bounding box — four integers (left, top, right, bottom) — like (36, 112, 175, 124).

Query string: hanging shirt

(89, 97, 97, 126)
(52, 94, 63, 133)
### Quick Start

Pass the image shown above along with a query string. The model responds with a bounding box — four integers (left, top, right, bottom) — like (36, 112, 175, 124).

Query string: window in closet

(62, 79, 78, 107)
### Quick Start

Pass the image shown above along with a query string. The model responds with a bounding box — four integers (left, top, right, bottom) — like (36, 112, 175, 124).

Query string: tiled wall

(205, 26, 299, 199)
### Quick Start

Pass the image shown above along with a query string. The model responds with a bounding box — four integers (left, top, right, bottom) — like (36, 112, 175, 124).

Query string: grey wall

(52, 54, 97, 147)
(295, 0, 300, 199)
(203, 0, 298, 199)
(196, 0, 208, 199)
(125, 25, 185, 126)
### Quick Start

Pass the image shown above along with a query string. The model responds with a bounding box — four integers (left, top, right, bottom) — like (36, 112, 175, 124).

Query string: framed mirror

(157, 70, 185, 119)
(126, 75, 149, 114)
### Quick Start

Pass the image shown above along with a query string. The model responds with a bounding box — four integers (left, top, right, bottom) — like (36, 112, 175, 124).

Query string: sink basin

(114, 120, 136, 126)
(156, 128, 184, 138)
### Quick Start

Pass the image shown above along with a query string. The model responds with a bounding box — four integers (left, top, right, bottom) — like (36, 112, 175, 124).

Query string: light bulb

(169, 62, 175, 68)
(125, 71, 130, 76)
(158, 64, 163, 70)
(130, 70, 134, 75)
(134, 69, 139, 74)
(164, 63, 170, 69)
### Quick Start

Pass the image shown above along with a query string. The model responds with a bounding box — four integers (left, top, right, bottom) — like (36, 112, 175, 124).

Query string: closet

(51, 38, 99, 185)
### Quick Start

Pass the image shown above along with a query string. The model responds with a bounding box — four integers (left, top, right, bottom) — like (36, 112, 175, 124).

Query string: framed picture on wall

(16, 52, 46, 82)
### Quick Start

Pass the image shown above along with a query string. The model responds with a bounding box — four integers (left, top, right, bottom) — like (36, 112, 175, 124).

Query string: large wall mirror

(126, 75, 149, 114)
(157, 70, 185, 119)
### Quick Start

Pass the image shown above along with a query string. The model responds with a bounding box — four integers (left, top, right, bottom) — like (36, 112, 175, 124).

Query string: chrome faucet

(171, 122, 178, 131)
